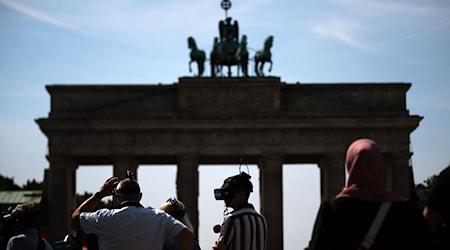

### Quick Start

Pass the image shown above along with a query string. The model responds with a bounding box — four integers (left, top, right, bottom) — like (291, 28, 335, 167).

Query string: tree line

(0, 174, 112, 208)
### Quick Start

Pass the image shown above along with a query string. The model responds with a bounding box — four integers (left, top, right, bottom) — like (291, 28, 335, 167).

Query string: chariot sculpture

(187, 0, 273, 77)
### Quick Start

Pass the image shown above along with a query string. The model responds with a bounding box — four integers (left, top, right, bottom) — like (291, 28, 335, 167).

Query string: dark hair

(8, 203, 40, 228)
(224, 172, 253, 198)
(161, 198, 186, 219)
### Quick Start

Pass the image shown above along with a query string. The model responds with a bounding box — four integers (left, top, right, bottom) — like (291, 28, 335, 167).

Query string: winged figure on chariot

(187, 0, 273, 77)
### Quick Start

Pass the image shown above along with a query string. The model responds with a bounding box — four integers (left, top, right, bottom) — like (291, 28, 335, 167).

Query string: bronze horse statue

(188, 36, 205, 77)
(236, 35, 249, 77)
(210, 37, 222, 76)
(254, 36, 273, 77)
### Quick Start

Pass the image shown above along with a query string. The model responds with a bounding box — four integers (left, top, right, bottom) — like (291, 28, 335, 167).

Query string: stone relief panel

(179, 84, 281, 118)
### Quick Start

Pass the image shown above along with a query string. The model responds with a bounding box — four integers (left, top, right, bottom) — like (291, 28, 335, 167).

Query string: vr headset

(214, 187, 237, 200)
(214, 172, 253, 200)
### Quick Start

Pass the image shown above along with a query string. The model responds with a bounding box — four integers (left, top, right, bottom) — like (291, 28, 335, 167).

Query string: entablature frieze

(36, 116, 422, 132)
(40, 119, 418, 159)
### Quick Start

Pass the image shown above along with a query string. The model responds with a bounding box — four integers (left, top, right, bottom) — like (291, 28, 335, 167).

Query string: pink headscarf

(336, 139, 400, 202)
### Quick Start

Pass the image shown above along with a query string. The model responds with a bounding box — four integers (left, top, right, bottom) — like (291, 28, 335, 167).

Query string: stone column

(383, 154, 394, 192)
(176, 154, 199, 237)
(259, 153, 283, 250)
(113, 156, 138, 180)
(387, 152, 412, 199)
(46, 155, 77, 243)
(319, 154, 345, 201)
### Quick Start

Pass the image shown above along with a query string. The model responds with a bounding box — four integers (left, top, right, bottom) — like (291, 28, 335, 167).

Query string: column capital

(259, 152, 284, 164)
(176, 153, 199, 163)
(319, 153, 345, 169)
(321, 151, 346, 159)
(112, 155, 138, 163)
(318, 153, 345, 201)
(46, 155, 77, 170)
(46, 154, 75, 161)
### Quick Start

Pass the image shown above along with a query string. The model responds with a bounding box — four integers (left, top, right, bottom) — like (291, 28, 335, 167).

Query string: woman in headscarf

(307, 139, 434, 250)
(160, 198, 201, 250)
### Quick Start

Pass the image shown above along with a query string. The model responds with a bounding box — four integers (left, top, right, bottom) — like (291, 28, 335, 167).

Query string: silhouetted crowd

(1, 138, 448, 250)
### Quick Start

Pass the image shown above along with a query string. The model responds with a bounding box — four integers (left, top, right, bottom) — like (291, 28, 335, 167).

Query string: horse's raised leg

(260, 62, 265, 76)
(189, 61, 193, 73)
(268, 60, 273, 73)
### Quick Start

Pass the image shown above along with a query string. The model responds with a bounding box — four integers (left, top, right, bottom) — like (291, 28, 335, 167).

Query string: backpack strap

(359, 202, 392, 250)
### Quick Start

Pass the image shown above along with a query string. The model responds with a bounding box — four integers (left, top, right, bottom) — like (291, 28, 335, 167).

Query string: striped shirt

(218, 203, 267, 250)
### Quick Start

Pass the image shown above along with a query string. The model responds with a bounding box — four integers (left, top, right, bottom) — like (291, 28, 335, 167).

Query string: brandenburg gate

(36, 77, 421, 249)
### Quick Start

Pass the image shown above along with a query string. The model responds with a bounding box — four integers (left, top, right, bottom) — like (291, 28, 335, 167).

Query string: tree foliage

(416, 174, 439, 190)
(0, 174, 21, 191)
(22, 179, 45, 190)
(0, 174, 112, 208)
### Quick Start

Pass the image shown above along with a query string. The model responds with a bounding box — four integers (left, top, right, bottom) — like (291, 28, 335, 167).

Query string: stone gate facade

(36, 77, 422, 249)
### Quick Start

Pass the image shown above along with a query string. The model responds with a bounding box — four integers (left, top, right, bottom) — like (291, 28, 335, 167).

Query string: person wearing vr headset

(72, 173, 194, 250)
(211, 172, 267, 250)
(2, 203, 53, 250)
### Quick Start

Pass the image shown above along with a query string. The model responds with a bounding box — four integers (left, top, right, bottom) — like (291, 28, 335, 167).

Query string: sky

(0, 0, 449, 249)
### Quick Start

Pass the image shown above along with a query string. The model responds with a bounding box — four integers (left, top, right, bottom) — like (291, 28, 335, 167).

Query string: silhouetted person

(424, 165, 450, 249)
(160, 198, 201, 250)
(308, 139, 434, 250)
(211, 172, 267, 250)
(4, 203, 53, 250)
(72, 177, 194, 250)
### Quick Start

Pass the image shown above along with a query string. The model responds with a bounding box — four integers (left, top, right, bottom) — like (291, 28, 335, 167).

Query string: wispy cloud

(0, 0, 218, 45)
(334, 0, 449, 18)
(311, 18, 377, 52)
(310, 0, 450, 52)
(0, 0, 83, 33)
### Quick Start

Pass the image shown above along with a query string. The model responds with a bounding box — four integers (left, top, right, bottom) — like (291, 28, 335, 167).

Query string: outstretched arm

(71, 177, 119, 231)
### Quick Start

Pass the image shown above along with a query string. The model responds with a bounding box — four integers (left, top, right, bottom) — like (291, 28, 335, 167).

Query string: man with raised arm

(72, 176, 194, 250)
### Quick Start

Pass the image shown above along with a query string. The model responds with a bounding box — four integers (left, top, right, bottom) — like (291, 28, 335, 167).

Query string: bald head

(116, 178, 141, 202)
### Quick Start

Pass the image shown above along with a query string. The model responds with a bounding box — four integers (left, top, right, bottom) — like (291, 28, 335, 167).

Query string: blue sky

(1, 0, 449, 249)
